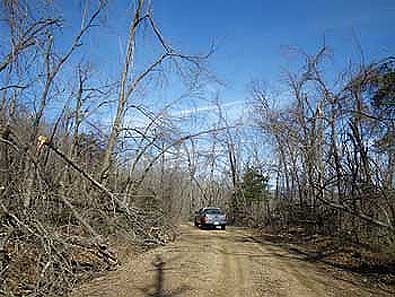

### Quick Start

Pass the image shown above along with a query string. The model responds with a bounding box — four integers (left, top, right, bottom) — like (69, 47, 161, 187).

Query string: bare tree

(250, 47, 395, 238)
(100, 0, 211, 180)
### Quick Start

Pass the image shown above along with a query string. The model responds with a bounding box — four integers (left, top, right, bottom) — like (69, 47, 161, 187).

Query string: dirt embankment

(73, 224, 393, 297)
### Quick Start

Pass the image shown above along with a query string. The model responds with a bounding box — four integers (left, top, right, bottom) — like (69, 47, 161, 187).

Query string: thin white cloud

(172, 100, 243, 117)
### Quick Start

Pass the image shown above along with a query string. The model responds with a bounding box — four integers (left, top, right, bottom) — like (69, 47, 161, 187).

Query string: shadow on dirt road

(139, 255, 190, 297)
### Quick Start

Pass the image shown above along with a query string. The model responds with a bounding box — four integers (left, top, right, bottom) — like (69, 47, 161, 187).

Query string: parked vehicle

(194, 207, 227, 230)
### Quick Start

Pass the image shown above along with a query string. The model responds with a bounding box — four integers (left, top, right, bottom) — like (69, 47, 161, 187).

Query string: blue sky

(58, 0, 395, 120)
(153, 0, 395, 97)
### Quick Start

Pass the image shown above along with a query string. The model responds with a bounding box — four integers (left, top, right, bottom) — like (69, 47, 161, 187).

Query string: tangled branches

(0, 128, 177, 296)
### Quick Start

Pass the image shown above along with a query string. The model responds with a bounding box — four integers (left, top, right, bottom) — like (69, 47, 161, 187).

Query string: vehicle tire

(221, 225, 226, 230)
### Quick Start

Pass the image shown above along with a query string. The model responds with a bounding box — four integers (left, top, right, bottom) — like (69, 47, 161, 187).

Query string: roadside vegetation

(240, 51, 395, 286)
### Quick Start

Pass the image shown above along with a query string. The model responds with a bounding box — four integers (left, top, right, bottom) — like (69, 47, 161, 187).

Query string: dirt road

(74, 224, 391, 297)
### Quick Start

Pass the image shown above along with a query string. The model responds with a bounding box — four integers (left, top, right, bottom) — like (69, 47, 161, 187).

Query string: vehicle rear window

(204, 209, 222, 215)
